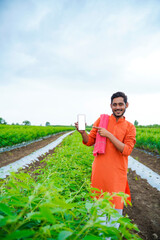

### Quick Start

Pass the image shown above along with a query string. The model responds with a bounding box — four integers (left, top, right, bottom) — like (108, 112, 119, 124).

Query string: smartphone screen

(77, 114, 86, 130)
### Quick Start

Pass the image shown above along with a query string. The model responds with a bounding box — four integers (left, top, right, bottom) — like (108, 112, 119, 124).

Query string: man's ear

(126, 102, 129, 108)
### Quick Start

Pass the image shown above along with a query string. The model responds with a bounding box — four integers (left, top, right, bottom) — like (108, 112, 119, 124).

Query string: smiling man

(75, 91, 136, 229)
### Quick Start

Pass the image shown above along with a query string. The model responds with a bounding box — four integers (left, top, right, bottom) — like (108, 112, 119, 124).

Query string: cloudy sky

(0, 0, 160, 126)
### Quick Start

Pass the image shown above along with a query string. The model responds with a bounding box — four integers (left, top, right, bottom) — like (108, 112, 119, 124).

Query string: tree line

(0, 117, 51, 126)
(1, 117, 159, 128)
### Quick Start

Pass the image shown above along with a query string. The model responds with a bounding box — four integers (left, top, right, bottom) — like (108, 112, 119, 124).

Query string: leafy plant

(0, 132, 141, 239)
(0, 125, 75, 148)
(87, 125, 160, 154)
(135, 127, 160, 154)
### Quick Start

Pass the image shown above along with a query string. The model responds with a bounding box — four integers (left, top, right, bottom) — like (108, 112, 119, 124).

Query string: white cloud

(0, 0, 160, 125)
(25, 5, 50, 31)
(128, 48, 160, 77)
(127, 93, 160, 125)
(8, 45, 37, 71)
(1, 80, 159, 126)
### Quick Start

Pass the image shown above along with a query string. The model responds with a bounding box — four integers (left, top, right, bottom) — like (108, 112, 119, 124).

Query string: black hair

(111, 92, 128, 104)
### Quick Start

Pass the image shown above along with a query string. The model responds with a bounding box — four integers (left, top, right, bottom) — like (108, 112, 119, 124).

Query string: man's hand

(93, 126, 125, 153)
(93, 126, 109, 137)
(75, 122, 88, 144)
(75, 122, 86, 134)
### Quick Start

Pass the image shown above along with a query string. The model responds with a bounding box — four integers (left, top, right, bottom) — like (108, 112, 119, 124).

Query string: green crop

(0, 125, 75, 148)
(135, 127, 160, 154)
(0, 132, 141, 239)
(87, 125, 160, 154)
(1, 124, 159, 154)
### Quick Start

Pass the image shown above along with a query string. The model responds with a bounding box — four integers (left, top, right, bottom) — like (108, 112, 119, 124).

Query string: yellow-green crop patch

(0, 125, 75, 148)
(135, 127, 160, 154)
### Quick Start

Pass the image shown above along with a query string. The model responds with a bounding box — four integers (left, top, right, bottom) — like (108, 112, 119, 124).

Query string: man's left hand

(93, 126, 109, 137)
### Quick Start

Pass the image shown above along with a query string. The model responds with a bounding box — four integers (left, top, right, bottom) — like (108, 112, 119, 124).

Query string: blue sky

(0, 0, 160, 125)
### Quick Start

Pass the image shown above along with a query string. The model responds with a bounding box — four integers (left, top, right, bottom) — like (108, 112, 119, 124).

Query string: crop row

(86, 126, 160, 154)
(0, 132, 141, 239)
(135, 127, 160, 154)
(1, 124, 159, 154)
(0, 125, 75, 148)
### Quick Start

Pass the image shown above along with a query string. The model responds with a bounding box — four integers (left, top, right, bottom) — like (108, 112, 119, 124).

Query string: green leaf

(40, 206, 56, 223)
(0, 203, 13, 216)
(0, 215, 19, 227)
(15, 181, 30, 190)
(0, 215, 7, 227)
(83, 235, 102, 240)
(27, 211, 43, 220)
(85, 201, 93, 211)
(4, 230, 35, 240)
(103, 227, 119, 238)
(50, 223, 65, 230)
(40, 199, 73, 210)
(58, 230, 73, 240)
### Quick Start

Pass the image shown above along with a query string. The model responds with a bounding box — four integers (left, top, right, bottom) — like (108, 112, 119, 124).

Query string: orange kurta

(83, 114, 136, 209)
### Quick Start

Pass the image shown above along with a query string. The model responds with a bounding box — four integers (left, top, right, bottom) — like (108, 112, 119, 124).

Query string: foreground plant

(0, 132, 141, 239)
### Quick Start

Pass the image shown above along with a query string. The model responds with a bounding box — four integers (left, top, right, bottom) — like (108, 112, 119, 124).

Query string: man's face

(110, 97, 128, 119)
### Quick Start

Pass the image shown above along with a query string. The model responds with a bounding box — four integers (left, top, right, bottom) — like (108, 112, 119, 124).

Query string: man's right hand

(75, 122, 89, 144)
(74, 122, 86, 134)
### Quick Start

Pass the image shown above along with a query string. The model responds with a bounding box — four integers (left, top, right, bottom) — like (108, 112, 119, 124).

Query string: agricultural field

(0, 125, 160, 239)
(0, 125, 75, 148)
(1, 124, 159, 153)
(135, 126, 160, 154)
(0, 132, 141, 240)
(86, 125, 160, 154)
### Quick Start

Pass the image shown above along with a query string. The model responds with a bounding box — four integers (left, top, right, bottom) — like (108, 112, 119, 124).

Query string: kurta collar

(110, 114, 125, 123)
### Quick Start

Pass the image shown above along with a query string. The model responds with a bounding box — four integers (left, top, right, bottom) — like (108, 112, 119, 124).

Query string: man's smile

(115, 110, 123, 113)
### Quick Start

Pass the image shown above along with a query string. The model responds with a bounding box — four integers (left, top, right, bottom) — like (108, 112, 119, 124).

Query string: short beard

(113, 108, 126, 119)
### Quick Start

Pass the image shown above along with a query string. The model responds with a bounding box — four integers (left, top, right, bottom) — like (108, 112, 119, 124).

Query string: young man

(75, 92, 136, 215)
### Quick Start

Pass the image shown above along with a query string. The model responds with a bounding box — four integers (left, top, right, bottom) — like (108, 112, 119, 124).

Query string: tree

(0, 117, 7, 124)
(134, 120, 138, 126)
(45, 122, 50, 126)
(22, 120, 31, 126)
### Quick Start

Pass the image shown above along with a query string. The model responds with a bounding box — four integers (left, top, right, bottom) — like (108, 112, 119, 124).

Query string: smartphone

(77, 114, 86, 130)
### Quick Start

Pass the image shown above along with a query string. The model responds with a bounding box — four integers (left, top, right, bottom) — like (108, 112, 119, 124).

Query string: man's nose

(117, 104, 122, 108)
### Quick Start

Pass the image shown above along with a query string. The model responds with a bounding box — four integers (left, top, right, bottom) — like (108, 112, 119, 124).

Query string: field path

(128, 156, 160, 191)
(0, 131, 73, 179)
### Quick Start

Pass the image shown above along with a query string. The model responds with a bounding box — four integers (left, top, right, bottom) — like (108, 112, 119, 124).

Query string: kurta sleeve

(83, 118, 100, 146)
(122, 123, 136, 156)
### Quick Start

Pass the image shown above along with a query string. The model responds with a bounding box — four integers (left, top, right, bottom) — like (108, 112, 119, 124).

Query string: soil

(123, 149, 160, 240)
(0, 134, 160, 240)
(0, 132, 64, 168)
(130, 148, 160, 175)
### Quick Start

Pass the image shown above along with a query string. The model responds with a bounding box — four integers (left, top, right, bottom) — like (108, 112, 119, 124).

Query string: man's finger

(93, 126, 100, 129)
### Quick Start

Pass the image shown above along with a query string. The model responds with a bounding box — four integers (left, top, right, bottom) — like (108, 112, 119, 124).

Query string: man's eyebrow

(112, 102, 124, 105)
